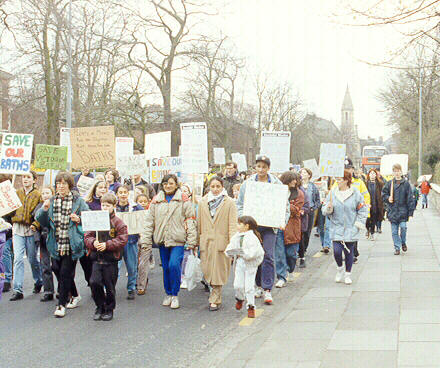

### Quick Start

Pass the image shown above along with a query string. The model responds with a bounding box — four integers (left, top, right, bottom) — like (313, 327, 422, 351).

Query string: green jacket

(35, 194, 90, 260)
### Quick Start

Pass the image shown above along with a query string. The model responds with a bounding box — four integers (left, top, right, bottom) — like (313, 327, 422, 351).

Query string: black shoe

(33, 284, 42, 294)
(201, 280, 210, 292)
(127, 291, 135, 300)
(3, 282, 11, 292)
(93, 307, 103, 321)
(9, 292, 24, 301)
(314, 233, 320, 237)
(40, 294, 54, 302)
(101, 310, 113, 321)
(56, 293, 59, 299)
(378, 229, 382, 234)
(394, 250, 400, 255)
(299, 259, 306, 268)
(324, 247, 330, 254)
(353, 257, 358, 264)
(402, 244, 407, 252)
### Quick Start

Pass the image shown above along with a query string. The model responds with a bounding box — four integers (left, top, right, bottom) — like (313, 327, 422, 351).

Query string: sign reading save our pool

(0, 133, 34, 175)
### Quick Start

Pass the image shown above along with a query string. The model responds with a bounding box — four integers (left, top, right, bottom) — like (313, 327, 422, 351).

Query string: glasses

(56, 182, 68, 186)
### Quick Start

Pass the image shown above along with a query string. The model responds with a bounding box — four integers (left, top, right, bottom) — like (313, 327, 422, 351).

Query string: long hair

(85, 180, 106, 203)
(367, 168, 383, 184)
(238, 216, 262, 244)
(343, 169, 352, 187)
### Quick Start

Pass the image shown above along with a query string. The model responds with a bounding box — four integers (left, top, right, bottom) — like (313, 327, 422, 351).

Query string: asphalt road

(1, 232, 324, 368)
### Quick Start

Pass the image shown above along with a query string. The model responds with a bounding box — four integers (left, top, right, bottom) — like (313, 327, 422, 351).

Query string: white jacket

(225, 230, 264, 268)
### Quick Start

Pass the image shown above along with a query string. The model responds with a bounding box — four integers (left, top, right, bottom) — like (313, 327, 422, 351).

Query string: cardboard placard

(77, 176, 96, 198)
(231, 153, 247, 172)
(70, 126, 115, 170)
(117, 154, 149, 177)
(380, 154, 409, 176)
(260, 131, 291, 173)
(34, 144, 68, 170)
(180, 122, 209, 174)
(60, 128, 72, 162)
(115, 137, 134, 165)
(144, 131, 171, 159)
(213, 148, 226, 165)
(243, 181, 288, 228)
(0, 180, 22, 217)
(319, 143, 346, 177)
(115, 210, 149, 235)
(150, 156, 182, 184)
(303, 158, 320, 180)
(0, 133, 33, 174)
(81, 210, 110, 232)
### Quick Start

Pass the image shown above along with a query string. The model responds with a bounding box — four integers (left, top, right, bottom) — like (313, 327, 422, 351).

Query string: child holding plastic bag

(225, 216, 264, 318)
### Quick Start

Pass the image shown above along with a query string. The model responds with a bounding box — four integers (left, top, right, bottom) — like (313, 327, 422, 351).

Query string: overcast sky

(217, 0, 397, 140)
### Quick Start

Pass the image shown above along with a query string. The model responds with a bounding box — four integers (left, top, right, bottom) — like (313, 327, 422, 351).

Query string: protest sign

(319, 143, 346, 177)
(70, 126, 115, 170)
(35, 145, 68, 171)
(150, 156, 182, 184)
(0, 133, 33, 175)
(231, 153, 247, 172)
(180, 122, 208, 174)
(213, 148, 226, 165)
(115, 137, 134, 160)
(116, 210, 149, 235)
(77, 176, 96, 198)
(0, 180, 22, 217)
(60, 128, 72, 162)
(144, 131, 171, 159)
(243, 181, 288, 228)
(380, 154, 408, 176)
(117, 154, 149, 177)
(180, 173, 205, 199)
(81, 210, 110, 232)
(303, 158, 320, 180)
(260, 131, 291, 173)
(314, 181, 328, 202)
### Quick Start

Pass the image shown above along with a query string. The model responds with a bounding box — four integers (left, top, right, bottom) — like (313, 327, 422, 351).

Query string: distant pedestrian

(364, 169, 384, 241)
(419, 176, 431, 209)
(223, 162, 242, 198)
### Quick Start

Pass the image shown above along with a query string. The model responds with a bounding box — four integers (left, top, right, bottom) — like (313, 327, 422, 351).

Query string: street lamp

(418, 68, 422, 179)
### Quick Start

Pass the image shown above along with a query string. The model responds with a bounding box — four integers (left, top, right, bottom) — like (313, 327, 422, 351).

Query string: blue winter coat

(382, 178, 415, 223)
(35, 194, 90, 260)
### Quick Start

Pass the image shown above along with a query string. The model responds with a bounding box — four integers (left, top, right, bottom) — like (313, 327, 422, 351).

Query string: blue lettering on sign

(0, 158, 30, 172)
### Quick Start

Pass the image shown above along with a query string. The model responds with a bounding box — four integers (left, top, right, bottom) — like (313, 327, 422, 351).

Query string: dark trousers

(255, 227, 276, 291)
(51, 255, 78, 306)
(299, 213, 315, 259)
(366, 212, 379, 235)
(90, 262, 118, 311)
(333, 241, 355, 272)
(38, 241, 54, 295)
(79, 254, 93, 286)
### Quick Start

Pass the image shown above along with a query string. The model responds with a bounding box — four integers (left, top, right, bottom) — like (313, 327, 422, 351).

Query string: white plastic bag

(184, 254, 203, 291)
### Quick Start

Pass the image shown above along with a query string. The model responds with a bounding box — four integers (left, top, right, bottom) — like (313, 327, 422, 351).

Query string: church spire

(342, 85, 353, 111)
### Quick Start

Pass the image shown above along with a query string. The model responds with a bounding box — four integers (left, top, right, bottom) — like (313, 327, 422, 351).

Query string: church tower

(340, 86, 361, 166)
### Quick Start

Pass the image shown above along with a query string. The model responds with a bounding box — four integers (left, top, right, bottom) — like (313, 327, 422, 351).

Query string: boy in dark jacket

(382, 163, 416, 255)
(84, 193, 128, 321)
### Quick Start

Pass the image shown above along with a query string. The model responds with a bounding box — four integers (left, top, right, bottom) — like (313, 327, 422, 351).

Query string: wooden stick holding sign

(390, 180, 394, 203)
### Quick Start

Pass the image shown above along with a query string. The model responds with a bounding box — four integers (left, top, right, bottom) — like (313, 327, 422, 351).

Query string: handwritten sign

(0, 180, 22, 217)
(0, 133, 33, 174)
(70, 126, 115, 170)
(117, 154, 149, 177)
(144, 131, 171, 159)
(81, 210, 110, 232)
(77, 176, 96, 198)
(319, 143, 346, 177)
(115, 210, 148, 235)
(303, 158, 320, 180)
(243, 181, 288, 228)
(150, 156, 182, 184)
(60, 128, 72, 162)
(35, 145, 68, 170)
(180, 122, 208, 174)
(260, 131, 291, 173)
(231, 153, 247, 172)
(380, 154, 408, 176)
(213, 148, 226, 165)
(115, 137, 134, 171)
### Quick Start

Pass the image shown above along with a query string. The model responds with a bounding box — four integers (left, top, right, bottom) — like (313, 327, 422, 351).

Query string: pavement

(195, 206, 440, 368)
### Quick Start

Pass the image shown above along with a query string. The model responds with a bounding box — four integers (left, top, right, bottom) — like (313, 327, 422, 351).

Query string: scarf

(53, 192, 73, 256)
(207, 189, 227, 218)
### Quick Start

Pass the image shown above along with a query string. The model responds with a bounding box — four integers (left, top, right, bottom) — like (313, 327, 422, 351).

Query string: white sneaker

(264, 290, 273, 305)
(275, 279, 286, 288)
(255, 287, 263, 298)
(180, 279, 188, 289)
(335, 266, 345, 283)
(370, 234, 376, 241)
(345, 273, 352, 285)
(54, 305, 66, 318)
(162, 295, 172, 306)
(66, 295, 81, 309)
(170, 296, 179, 309)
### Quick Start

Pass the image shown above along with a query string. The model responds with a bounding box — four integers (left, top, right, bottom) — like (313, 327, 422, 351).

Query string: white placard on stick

(417, 175, 432, 182)
(116, 210, 149, 235)
(60, 128, 72, 163)
(213, 148, 226, 165)
(144, 131, 171, 159)
(243, 181, 288, 228)
(77, 176, 96, 198)
(0, 133, 34, 175)
(380, 154, 409, 176)
(231, 153, 247, 172)
(319, 143, 346, 177)
(117, 154, 149, 177)
(180, 122, 208, 174)
(150, 156, 182, 184)
(260, 131, 291, 173)
(0, 180, 22, 217)
(81, 210, 110, 232)
(303, 158, 320, 180)
(115, 137, 134, 160)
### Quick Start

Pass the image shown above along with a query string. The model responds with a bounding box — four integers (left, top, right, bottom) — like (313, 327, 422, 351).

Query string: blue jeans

(391, 222, 407, 250)
(12, 234, 42, 294)
(275, 230, 299, 281)
(422, 194, 428, 207)
(3, 238, 13, 283)
(119, 240, 138, 292)
(256, 227, 276, 290)
(318, 211, 332, 248)
(159, 246, 184, 296)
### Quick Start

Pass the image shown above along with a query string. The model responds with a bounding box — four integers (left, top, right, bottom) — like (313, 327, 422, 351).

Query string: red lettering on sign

(5, 148, 24, 158)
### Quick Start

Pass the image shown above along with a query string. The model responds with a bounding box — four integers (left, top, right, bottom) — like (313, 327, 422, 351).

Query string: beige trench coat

(197, 195, 237, 286)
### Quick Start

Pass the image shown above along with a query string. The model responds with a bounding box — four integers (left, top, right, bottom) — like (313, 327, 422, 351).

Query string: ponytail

(238, 215, 262, 243)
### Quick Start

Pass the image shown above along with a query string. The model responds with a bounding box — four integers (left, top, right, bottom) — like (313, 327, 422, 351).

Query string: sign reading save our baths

(0, 133, 34, 175)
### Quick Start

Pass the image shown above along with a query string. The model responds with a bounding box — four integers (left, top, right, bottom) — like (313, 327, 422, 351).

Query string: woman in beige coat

(198, 176, 237, 311)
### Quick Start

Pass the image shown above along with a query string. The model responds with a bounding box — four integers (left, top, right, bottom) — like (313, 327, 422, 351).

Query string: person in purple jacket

(0, 220, 11, 300)
(85, 180, 108, 211)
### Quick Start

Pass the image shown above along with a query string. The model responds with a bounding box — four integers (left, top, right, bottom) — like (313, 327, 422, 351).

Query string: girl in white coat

(225, 216, 264, 318)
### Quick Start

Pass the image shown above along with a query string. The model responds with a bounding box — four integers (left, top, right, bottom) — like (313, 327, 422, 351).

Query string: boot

(345, 272, 352, 285)
(335, 266, 344, 283)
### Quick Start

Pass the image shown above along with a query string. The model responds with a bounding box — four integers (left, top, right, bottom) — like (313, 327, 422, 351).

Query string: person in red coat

(419, 176, 431, 209)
